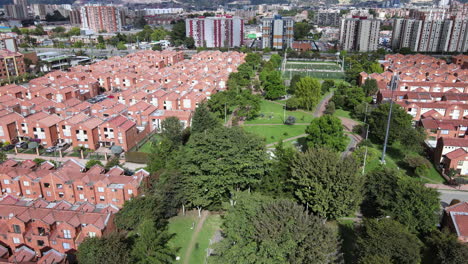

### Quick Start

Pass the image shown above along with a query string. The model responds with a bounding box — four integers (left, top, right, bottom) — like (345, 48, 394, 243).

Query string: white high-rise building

(392, 18, 468, 52)
(340, 18, 381, 52)
(261, 15, 294, 50)
(80, 4, 123, 33)
(185, 15, 244, 48)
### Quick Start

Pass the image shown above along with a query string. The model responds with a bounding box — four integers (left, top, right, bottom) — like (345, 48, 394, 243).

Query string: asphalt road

(438, 189, 468, 207)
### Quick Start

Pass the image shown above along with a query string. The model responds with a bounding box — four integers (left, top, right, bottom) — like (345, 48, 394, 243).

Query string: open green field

(244, 100, 314, 125)
(243, 125, 308, 144)
(168, 214, 222, 264)
(285, 62, 342, 71)
(364, 142, 445, 184)
(282, 70, 345, 80)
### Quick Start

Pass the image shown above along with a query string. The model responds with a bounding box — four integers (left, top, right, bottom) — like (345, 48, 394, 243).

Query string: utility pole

(381, 74, 399, 164)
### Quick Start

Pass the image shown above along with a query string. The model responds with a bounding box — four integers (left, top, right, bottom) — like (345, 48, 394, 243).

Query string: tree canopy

(77, 232, 132, 264)
(290, 148, 363, 219)
(191, 102, 220, 133)
(293, 77, 321, 110)
(368, 103, 414, 145)
(304, 115, 348, 152)
(210, 193, 341, 264)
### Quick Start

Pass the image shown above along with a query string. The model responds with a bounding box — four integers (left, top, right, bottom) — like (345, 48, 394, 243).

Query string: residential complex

(339, 17, 380, 52)
(261, 15, 294, 49)
(80, 4, 124, 33)
(391, 18, 468, 53)
(0, 193, 118, 262)
(0, 50, 25, 81)
(3, 4, 27, 19)
(363, 54, 468, 175)
(0, 50, 245, 152)
(443, 201, 468, 243)
(313, 9, 341, 27)
(186, 15, 244, 48)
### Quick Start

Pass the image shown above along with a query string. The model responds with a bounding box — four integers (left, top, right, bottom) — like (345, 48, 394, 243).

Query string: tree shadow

(338, 222, 358, 264)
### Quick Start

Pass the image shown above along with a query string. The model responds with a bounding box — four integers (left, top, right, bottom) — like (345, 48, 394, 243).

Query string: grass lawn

(364, 143, 446, 184)
(137, 135, 161, 153)
(168, 214, 222, 264)
(334, 109, 351, 119)
(282, 71, 345, 80)
(243, 125, 308, 144)
(244, 100, 313, 125)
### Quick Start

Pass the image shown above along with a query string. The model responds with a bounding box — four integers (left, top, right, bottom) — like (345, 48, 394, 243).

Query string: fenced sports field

(281, 60, 345, 80)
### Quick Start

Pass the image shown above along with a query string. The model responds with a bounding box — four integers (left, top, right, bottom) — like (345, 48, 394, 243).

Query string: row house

(443, 202, 468, 243)
(0, 245, 67, 264)
(0, 194, 118, 257)
(396, 101, 468, 121)
(0, 159, 149, 207)
(98, 115, 147, 150)
(434, 137, 468, 175)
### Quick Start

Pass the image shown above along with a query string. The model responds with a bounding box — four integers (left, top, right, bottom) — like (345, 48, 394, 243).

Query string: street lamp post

(381, 74, 399, 164)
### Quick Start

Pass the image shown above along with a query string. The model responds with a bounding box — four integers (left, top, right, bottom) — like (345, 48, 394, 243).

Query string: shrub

(285, 116, 296, 125)
(285, 97, 299, 110)
(353, 124, 364, 135)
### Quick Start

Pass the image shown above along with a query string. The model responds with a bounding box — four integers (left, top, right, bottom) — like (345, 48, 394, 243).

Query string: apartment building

(313, 9, 341, 27)
(0, 50, 25, 81)
(392, 18, 468, 53)
(0, 159, 149, 206)
(261, 15, 294, 49)
(340, 17, 380, 52)
(3, 4, 27, 19)
(0, 33, 19, 52)
(0, 194, 118, 258)
(80, 4, 123, 33)
(70, 8, 81, 26)
(186, 15, 244, 48)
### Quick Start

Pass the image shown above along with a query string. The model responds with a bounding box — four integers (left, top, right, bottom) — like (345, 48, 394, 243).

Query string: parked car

(16, 142, 28, 149)
(2, 144, 14, 151)
(45, 146, 58, 153)
(57, 142, 70, 150)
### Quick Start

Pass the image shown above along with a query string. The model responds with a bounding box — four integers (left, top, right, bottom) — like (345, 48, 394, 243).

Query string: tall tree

(423, 229, 468, 264)
(288, 74, 301, 94)
(363, 168, 440, 234)
(290, 148, 363, 219)
(294, 21, 312, 40)
(77, 232, 131, 264)
(357, 218, 422, 264)
(191, 102, 220, 133)
(368, 103, 414, 144)
(210, 193, 341, 264)
(294, 77, 321, 110)
(170, 20, 186, 46)
(362, 78, 378, 96)
(305, 115, 348, 152)
(131, 219, 176, 264)
(161, 117, 184, 146)
(179, 127, 268, 212)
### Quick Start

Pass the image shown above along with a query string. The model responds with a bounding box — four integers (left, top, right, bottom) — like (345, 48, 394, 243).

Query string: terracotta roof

(441, 137, 468, 147)
(445, 148, 468, 160)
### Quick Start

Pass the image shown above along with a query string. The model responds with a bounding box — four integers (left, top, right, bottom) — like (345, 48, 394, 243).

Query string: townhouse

(0, 159, 149, 207)
(443, 201, 468, 243)
(0, 194, 118, 258)
(0, 50, 245, 151)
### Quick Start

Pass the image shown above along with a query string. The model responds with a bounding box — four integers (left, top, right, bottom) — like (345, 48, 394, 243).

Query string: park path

(266, 133, 307, 148)
(182, 210, 209, 264)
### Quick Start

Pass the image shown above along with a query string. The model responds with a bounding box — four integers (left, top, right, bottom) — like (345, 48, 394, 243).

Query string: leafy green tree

(321, 79, 335, 94)
(86, 159, 103, 169)
(11, 26, 21, 35)
(77, 232, 131, 264)
(262, 71, 286, 99)
(161, 117, 184, 146)
(362, 78, 378, 96)
(370, 62, 383, 73)
(96, 43, 106, 49)
(52, 26, 66, 34)
(423, 229, 468, 264)
(116, 42, 127, 50)
(134, 16, 148, 29)
(170, 20, 186, 45)
(269, 54, 282, 68)
(184, 36, 195, 49)
(363, 168, 440, 234)
(33, 25, 45, 35)
(305, 115, 347, 152)
(210, 193, 341, 264)
(290, 148, 363, 219)
(114, 195, 168, 231)
(288, 74, 301, 94)
(68, 27, 81, 36)
(72, 41, 84, 48)
(191, 102, 220, 133)
(0, 152, 6, 163)
(259, 141, 295, 198)
(179, 127, 268, 211)
(324, 101, 335, 115)
(294, 21, 312, 40)
(150, 28, 168, 41)
(147, 138, 177, 174)
(131, 219, 175, 264)
(368, 103, 413, 144)
(357, 218, 422, 264)
(294, 77, 321, 110)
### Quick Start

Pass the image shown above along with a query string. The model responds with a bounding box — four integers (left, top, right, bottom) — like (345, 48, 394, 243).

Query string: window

(25, 189, 31, 195)
(46, 191, 51, 197)
(458, 160, 464, 166)
(56, 184, 63, 189)
(44, 183, 50, 188)
(38, 227, 45, 235)
(12, 224, 21, 234)
(99, 196, 105, 201)
(128, 189, 133, 195)
(111, 189, 116, 192)
(63, 229, 71, 239)
(37, 240, 44, 246)
(58, 192, 64, 198)
(13, 237, 20, 244)
(3, 179, 9, 185)
(88, 232, 96, 238)
(77, 185, 84, 191)
(23, 181, 29, 186)
(98, 187, 104, 193)
(52, 240, 57, 245)
(62, 242, 70, 249)
(441, 130, 449, 135)
(79, 194, 85, 200)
